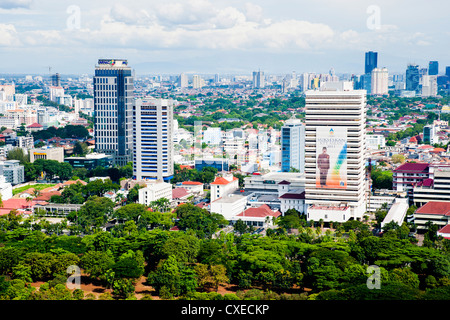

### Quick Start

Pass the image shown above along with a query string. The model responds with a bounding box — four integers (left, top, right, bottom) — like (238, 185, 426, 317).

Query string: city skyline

(0, 0, 449, 75)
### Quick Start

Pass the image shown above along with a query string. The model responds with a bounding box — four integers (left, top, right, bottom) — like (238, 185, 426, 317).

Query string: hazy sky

(0, 0, 449, 75)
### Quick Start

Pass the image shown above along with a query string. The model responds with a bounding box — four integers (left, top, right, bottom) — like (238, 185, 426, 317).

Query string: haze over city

(0, 0, 449, 75)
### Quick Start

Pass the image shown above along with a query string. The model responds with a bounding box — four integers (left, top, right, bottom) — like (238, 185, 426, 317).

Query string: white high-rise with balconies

(133, 98, 174, 182)
(371, 68, 389, 95)
(304, 89, 367, 223)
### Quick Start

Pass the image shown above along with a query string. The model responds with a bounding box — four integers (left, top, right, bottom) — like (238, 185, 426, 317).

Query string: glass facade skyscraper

(365, 51, 378, 74)
(94, 59, 134, 166)
(405, 64, 420, 92)
(429, 61, 439, 75)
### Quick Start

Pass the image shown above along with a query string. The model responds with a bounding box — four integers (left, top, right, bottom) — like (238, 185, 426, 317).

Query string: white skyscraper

(421, 75, 438, 97)
(94, 59, 134, 166)
(281, 118, 305, 173)
(252, 71, 265, 88)
(133, 98, 174, 182)
(304, 90, 367, 223)
(192, 75, 204, 89)
(371, 68, 389, 95)
(178, 73, 188, 88)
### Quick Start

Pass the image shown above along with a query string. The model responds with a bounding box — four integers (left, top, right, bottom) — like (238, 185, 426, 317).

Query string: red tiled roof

(236, 204, 281, 218)
(27, 122, 43, 128)
(172, 187, 189, 199)
(416, 178, 434, 187)
(181, 181, 203, 185)
(438, 224, 450, 235)
(415, 201, 450, 216)
(394, 162, 430, 173)
(211, 176, 238, 185)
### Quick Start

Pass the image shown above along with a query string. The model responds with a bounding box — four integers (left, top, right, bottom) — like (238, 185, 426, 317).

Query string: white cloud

(0, 24, 20, 46)
(0, 0, 32, 9)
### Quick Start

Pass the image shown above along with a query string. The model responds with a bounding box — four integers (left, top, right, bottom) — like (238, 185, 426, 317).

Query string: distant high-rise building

(51, 73, 61, 87)
(365, 51, 378, 74)
(281, 118, 305, 173)
(94, 59, 134, 166)
(133, 98, 174, 182)
(421, 75, 438, 97)
(252, 70, 265, 89)
(178, 73, 188, 88)
(214, 73, 220, 83)
(446, 66, 450, 78)
(371, 68, 389, 95)
(429, 61, 439, 75)
(192, 75, 204, 89)
(304, 90, 367, 223)
(405, 64, 420, 92)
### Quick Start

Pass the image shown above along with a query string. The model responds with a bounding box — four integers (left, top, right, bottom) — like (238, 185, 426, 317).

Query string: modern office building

(304, 89, 367, 222)
(371, 68, 389, 95)
(429, 61, 439, 76)
(0, 160, 25, 185)
(281, 118, 305, 173)
(406, 64, 420, 92)
(192, 75, 204, 89)
(133, 98, 174, 182)
(64, 153, 113, 170)
(94, 59, 134, 166)
(365, 51, 378, 74)
(252, 71, 265, 89)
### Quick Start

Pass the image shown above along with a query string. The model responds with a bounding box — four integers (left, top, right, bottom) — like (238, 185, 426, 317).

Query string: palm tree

(25, 196, 33, 212)
(32, 189, 41, 199)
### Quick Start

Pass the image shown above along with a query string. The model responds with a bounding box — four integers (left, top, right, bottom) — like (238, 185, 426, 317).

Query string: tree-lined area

(0, 202, 449, 300)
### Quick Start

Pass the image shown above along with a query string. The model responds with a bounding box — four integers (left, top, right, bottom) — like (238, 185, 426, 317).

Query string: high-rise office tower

(446, 66, 450, 78)
(133, 98, 174, 182)
(365, 51, 378, 74)
(405, 64, 420, 92)
(252, 70, 265, 88)
(281, 118, 305, 173)
(371, 67, 389, 95)
(94, 59, 134, 166)
(304, 90, 367, 223)
(429, 61, 439, 75)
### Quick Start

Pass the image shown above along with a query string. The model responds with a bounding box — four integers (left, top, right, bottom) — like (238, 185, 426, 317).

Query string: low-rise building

(210, 174, 239, 202)
(232, 204, 281, 228)
(64, 153, 113, 170)
(30, 147, 65, 163)
(138, 181, 173, 206)
(413, 201, 450, 230)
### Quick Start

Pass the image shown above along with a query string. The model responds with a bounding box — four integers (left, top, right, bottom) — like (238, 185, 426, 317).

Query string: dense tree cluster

(0, 200, 449, 300)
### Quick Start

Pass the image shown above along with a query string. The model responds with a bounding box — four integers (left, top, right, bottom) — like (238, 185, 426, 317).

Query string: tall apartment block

(304, 90, 367, 223)
(133, 98, 174, 182)
(94, 59, 134, 166)
(252, 70, 265, 89)
(281, 118, 305, 173)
